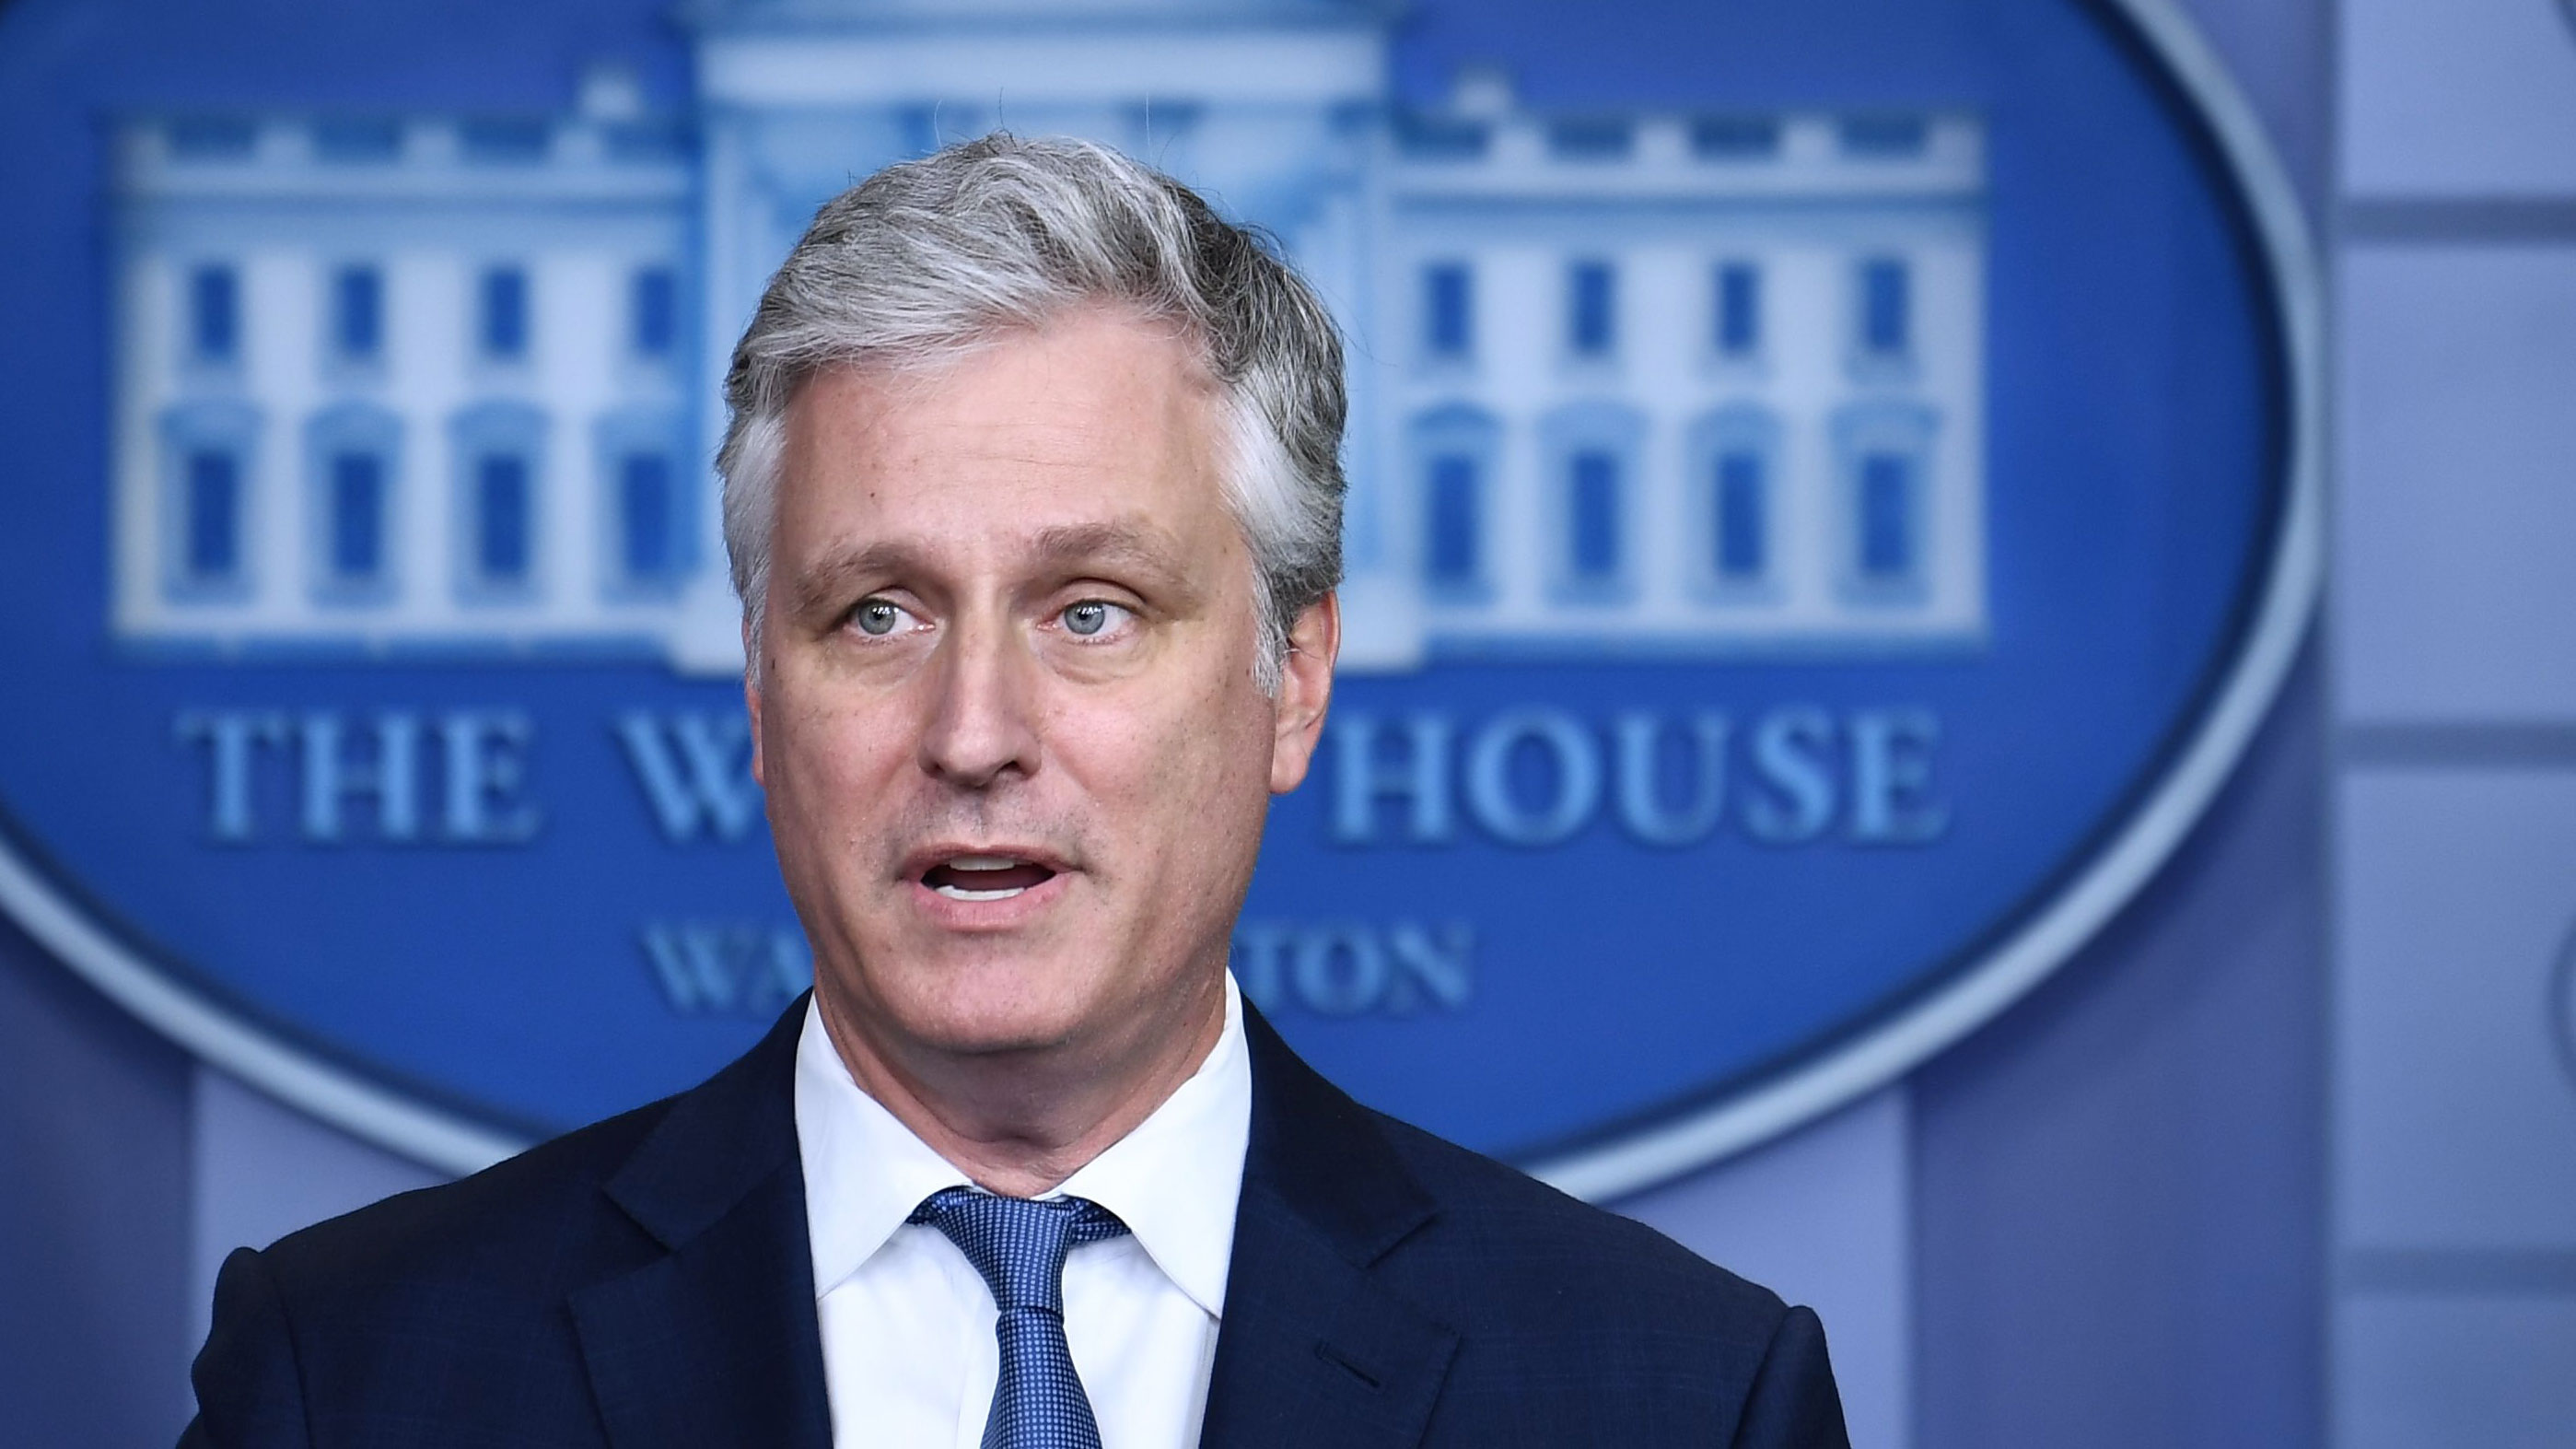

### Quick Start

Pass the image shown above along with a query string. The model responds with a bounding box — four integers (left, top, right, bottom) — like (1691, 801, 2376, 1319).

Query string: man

(182, 136, 1849, 1448)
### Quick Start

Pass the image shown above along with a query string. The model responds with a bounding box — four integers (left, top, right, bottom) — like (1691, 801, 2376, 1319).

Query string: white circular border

(1535, 0, 2325, 1198)
(0, 0, 2320, 1187)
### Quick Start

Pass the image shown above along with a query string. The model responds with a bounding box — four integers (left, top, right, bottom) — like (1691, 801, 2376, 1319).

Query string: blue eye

(1061, 601, 1129, 637)
(852, 599, 909, 637)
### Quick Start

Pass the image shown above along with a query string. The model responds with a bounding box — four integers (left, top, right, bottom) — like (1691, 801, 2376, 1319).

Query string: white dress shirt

(794, 975, 1252, 1449)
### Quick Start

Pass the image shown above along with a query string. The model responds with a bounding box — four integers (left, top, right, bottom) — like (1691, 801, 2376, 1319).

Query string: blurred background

(4, 0, 2573, 1444)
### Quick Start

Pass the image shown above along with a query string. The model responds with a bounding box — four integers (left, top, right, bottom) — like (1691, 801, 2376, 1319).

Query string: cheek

(1085, 679, 1274, 842)
(767, 689, 911, 836)
(1094, 649, 1252, 762)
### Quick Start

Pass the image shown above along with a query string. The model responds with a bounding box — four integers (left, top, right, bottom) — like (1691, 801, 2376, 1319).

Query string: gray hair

(717, 134, 1346, 692)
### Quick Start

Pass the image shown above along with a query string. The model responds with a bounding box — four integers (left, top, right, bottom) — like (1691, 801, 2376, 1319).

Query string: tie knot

(910, 1187, 1130, 1313)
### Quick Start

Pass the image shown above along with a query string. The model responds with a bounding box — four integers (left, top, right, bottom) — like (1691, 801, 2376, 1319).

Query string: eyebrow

(784, 541, 923, 629)
(781, 518, 1204, 627)
(1024, 520, 1195, 589)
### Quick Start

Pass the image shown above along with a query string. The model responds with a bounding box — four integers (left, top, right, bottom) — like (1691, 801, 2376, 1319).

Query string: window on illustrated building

(1427, 453, 1482, 590)
(1547, 117, 1633, 161)
(308, 403, 402, 601)
(1568, 450, 1622, 582)
(1689, 402, 1772, 595)
(1568, 260, 1617, 359)
(1541, 403, 1644, 602)
(160, 399, 261, 601)
(594, 409, 691, 597)
(329, 451, 388, 583)
(1689, 406, 1781, 597)
(1409, 404, 1498, 602)
(189, 264, 239, 364)
(313, 118, 402, 163)
(184, 449, 242, 584)
(332, 265, 383, 363)
(1858, 257, 1910, 359)
(479, 266, 529, 360)
(167, 116, 254, 160)
(475, 454, 531, 583)
(1716, 449, 1768, 581)
(1393, 111, 1489, 161)
(449, 403, 544, 598)
(632, 266, 677, 359)
(1422, 262, 1472, 362)
(1839, 114, 1929, 158)
(1715, 262, 1761, 358)
(617, 451, 676, 583)
(460, 117, 549, 164)
(1691, 115, 1779, 159)
(1857, 451, 1917, 581)
(1830, 401, 1936, 603)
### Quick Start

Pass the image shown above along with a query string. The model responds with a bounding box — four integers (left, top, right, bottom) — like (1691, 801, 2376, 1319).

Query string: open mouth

(921, 855, 1058, 903)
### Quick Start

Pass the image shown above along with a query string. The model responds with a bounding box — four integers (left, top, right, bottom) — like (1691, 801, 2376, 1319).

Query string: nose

(916, 608, 1043, 789)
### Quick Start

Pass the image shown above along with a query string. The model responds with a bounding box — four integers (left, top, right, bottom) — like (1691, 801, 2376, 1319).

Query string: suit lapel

(570, 999, 833, 1449)
(1200, 1009, 1459, 1449)
(564, 996, 1459, 1449)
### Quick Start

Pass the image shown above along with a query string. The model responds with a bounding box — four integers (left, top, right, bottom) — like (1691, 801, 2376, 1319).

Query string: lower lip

(906, 871, 1070, 929)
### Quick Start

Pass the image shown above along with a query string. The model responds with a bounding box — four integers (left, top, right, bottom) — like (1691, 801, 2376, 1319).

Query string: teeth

(926, 853, 1045, 903)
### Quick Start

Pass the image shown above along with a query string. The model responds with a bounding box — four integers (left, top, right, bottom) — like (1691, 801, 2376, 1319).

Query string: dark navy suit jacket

(181, 999, 1850, 1447)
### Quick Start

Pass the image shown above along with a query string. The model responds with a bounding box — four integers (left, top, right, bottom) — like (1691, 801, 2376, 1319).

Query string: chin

(882, 959, 1103, 1058)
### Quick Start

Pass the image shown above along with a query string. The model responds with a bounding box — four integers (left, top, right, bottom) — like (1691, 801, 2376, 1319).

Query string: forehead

(774, 309, 1237, 561)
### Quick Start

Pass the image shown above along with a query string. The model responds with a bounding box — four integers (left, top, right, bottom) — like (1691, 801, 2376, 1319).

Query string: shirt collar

(1052, 974, 1248, 1319)
(794, 1000, 968, 1302)
(794, 974, 1253, 1319)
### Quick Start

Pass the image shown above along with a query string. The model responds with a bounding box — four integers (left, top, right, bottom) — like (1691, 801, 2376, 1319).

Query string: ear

(1268, 592, 1340, 795)
(743, 617, 768, 790)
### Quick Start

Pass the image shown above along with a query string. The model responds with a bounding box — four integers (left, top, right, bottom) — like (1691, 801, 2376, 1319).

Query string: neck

(813, 974, 1229, 1198)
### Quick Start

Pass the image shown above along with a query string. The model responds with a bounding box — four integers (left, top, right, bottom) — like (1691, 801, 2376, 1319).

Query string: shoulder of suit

(1358, 1105, 1794, 1336)
(246, 1092, 681, 1313)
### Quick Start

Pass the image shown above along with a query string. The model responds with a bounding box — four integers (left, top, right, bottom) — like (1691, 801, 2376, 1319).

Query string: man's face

(751, 307, 1332, 1074)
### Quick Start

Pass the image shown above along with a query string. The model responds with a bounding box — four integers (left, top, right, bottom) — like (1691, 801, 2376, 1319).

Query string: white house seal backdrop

(0, 0, 2316, 1194)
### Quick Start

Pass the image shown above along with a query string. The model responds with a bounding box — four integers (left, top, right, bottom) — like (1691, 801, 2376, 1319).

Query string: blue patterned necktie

(911, 1186, 1132, 1449)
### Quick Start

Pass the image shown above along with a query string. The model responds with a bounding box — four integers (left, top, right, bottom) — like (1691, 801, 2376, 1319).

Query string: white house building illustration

(108, 0, 1987, 674)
